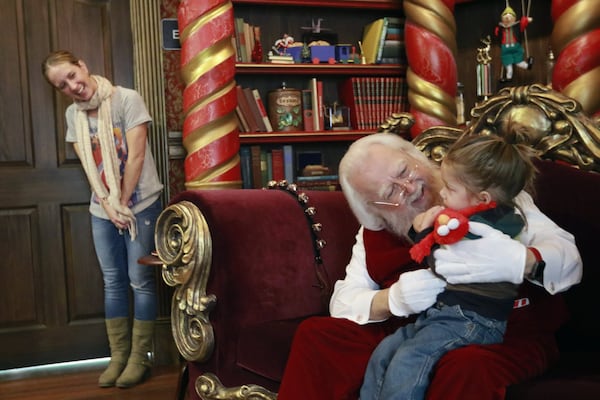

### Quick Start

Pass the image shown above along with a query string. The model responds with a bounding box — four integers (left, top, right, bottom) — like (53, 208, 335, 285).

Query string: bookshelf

(236, 63, 403, 76)
(232, 0, 407, 188)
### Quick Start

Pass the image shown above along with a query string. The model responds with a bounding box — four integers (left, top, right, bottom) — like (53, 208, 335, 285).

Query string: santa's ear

(478, 191, 492, 204)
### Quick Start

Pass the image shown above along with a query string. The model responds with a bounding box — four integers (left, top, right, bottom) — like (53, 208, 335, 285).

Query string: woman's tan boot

(98, 317, 130, 387)
(116, 319, 154, 388)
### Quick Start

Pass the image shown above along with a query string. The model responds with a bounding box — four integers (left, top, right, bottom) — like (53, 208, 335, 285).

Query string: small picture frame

(325, 104, 351, 130)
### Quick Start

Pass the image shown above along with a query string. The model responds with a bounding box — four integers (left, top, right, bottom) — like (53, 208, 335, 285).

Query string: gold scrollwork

(155, 200, 216, 362)
(195, 373, 277, 400)
(413, 84, 600, 172)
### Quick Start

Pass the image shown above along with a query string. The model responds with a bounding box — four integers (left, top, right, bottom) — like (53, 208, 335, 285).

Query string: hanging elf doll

(495, 0, 533, 82)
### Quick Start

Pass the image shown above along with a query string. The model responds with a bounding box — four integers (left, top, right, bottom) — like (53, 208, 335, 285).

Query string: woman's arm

(120, 123, 147, 207)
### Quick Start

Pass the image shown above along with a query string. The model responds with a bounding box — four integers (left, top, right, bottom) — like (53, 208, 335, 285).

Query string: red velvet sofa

(155, 86, 600, 400)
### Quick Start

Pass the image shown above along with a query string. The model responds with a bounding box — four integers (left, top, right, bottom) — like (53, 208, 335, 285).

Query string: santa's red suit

(278, 228, 568, 400)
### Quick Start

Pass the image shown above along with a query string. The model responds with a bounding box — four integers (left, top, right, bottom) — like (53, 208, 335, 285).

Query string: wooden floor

(0, 363, 185, 400)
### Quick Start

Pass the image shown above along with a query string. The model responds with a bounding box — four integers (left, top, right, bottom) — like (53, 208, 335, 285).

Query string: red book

(271, 148, 285, 181)
(243, 87, 268, 132)
(252, 88, 273, 132)
(309, 78, 321, 131)
(250, 145, 263, 188)
(301, 89, 314, 131)
(235, 105, 250, 132)
(236, 85, 260, 132)
(340, 77, 366, 130)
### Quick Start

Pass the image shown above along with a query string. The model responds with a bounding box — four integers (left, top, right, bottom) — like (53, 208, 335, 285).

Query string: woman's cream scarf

(75, 75, 137, 240)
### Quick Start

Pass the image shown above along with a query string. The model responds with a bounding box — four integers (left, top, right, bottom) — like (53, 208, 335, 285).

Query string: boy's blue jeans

(91, 199, 161, 321)
(360, 302, 506, 400)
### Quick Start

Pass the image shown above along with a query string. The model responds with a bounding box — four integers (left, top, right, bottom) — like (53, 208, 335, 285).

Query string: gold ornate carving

(412, 84, 600, 172)
(155, 200, 216, 362)
(195, 373, 277, 400)
(378, 112, 417, 138)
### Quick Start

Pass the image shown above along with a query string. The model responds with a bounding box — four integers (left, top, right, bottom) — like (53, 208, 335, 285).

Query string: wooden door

(0, 0, 133, 369)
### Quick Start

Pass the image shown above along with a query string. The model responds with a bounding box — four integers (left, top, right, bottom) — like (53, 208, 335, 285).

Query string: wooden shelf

(233, 0, 407, 187)
(236, 63, 404, 76)
(239, 131, 372, 144)
(232, 0, 401, 10)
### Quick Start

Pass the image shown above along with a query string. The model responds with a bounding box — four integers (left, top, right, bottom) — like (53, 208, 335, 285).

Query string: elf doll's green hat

(502, 6, 516, 17)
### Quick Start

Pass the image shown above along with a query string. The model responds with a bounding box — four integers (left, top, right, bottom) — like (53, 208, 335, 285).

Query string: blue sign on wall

(162, 19, 180, 50)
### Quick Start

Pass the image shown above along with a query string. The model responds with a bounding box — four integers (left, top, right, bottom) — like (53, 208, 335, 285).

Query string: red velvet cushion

(236, 318, 305, 382)
(170, 189, 359, 393)
(505, 160, 600, 398)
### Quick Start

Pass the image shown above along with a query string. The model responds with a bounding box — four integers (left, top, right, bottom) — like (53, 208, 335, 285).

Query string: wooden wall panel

(0, 209, 39, 325)
(0, 0, 135, 369)
(0, 1, 32, 164)
(62, 205, 104, 321)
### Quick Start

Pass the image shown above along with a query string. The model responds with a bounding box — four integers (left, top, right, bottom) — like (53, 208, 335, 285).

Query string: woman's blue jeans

(360, 303, 507, 400)
(91, 199, 162, 321)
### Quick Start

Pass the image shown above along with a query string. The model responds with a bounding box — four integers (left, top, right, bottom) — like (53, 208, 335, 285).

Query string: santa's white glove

(388, 268, 446, 317)
(433, 221, 526, 285)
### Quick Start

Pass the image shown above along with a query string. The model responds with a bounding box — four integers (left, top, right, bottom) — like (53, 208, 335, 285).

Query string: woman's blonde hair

(41, 50, 80, 82)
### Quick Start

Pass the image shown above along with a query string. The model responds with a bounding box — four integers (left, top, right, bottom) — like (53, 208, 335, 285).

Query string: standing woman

(42, 50, 164, 388)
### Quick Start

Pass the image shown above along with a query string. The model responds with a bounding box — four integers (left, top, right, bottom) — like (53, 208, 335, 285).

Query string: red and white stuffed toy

(410, 202, 497, 263)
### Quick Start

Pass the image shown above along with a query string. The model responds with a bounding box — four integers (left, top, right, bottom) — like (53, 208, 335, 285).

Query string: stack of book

(240, 145, 294, 189)
(296, 174, 340, 191)
(268, 53, 294, 64)
(380, 17, 405, 65)
(360, 16, 405, 65)
(235, 85, 273, 133)
(233, 18, 259, 62)
(339, 76, 407, 131)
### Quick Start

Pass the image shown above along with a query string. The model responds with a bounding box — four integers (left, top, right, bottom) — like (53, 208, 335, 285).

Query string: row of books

(236, 75, 407, 133)
(339, 76, 408, 131)
(361, 16, 406, 65)
(235, 85, 273, 133)
(240, 145, 290, 189)
(233, 17, 259, 63)
(240, 145, 339, 191)
(235, 78, 326, 133)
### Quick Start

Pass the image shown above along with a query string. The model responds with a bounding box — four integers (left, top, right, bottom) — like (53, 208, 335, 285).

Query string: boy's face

(439, 162, 484, 211)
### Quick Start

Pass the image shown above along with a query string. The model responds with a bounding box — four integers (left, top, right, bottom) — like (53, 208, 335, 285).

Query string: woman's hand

(100, 197, 130, 230)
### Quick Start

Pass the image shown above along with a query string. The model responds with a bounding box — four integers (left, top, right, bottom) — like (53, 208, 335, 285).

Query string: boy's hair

(443, 133, 539, 207)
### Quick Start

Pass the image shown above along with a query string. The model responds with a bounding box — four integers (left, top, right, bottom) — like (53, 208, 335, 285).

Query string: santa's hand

(433, 222, 526, 285)
(388, 269, 446, 317)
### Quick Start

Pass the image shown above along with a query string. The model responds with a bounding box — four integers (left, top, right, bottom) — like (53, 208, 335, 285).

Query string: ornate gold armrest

(155, 200, 216, 362)
(155, 200, 277, 400)
(195, 373, 277, 400)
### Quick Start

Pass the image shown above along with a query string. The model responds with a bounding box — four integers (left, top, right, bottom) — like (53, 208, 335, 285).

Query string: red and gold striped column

(178, 0, 241, 189)
(551, 0, 600, 118)
(403, 0, 457, 138)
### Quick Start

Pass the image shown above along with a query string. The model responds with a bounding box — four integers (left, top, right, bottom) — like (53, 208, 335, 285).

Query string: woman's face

(45, 60, 97, 102)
